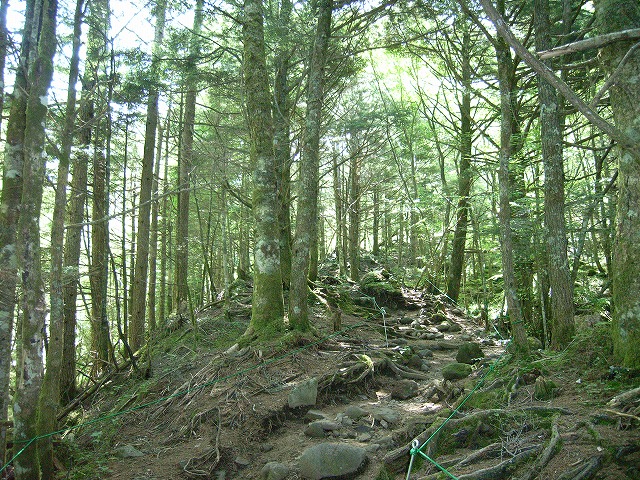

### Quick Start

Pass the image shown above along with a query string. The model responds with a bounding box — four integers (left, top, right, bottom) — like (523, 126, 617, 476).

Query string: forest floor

(58, 275, 639, 480)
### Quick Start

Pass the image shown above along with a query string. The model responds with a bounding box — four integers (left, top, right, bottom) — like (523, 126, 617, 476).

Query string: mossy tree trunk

(88, 0, 112, 371)
(446, 26, 473, 304)
(15, 0, 58, 476)
(50, 0, 83, 404)
(289, 0, 332, 331)
(596, 0, 640, 368)
(273, 0, 293, 289)
(0, 0, 36, 467)
(496, 22, 530, 356)
(243, 0, 284, 338)
(535, 0, 575, 350)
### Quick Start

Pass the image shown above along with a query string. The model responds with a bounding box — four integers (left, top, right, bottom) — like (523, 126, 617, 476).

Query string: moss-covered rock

(534, 376, 558, 400)
(359, 269, 404, 308)
(442, 362, 473, 381)
(456, 342, 485, 364)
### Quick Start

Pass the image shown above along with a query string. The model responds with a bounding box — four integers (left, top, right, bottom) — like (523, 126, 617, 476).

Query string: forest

(0, 0, 639, 478)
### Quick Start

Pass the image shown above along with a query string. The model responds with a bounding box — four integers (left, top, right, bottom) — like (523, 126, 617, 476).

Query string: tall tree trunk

(129, 0, 167, 351)
(0, 0, 36, 468)
(158, 135, 170, 328)
(535, 0, 575, 350)
(51, 0, 83, 405)
(348, 149, 361, 281)
(175, 0, 204, 316)
(14, 0, 58, 476)
(273, 0, 293, 289)
(446, 27, 473, 303)
(148, 122, 163, 332)
(372, 187, 380, 256)
(243, 0, 284, 338)
(332, 154, 346, 276)
(596, 0, 640, 368)
(0, 0, 8, 133)
(289, 0, 332, 331)
(496, 30, 529, 355)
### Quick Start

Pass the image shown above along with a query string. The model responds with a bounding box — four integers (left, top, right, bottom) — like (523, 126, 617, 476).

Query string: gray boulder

(289, 377, 318, 408)
(298, 443, 367, 479)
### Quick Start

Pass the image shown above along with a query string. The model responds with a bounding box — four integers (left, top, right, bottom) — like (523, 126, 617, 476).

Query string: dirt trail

(97, 290, 508, 479)
(81, 288, 638, 480)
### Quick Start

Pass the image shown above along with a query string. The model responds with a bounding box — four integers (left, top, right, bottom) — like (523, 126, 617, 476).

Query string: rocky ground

(57, 277, 639, 480)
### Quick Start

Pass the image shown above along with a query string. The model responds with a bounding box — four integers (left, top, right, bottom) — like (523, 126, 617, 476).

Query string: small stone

(304, 420, 341, 438)
(378, 435, 394, 447)
(416, 349, 434, 358)
(371, 407, 400, 425)
(436, 322, 451, 332)
(288, 377, 318, 408)
(442, 362, 473, 381)
(365, 443, 381, 453)
(305, 410, 326, 421)
(357, 432, 372, 442)
(354, 424, 373, 434)
(344, 405, 367, 420)
(260, 462, 290, 480)
(234, 456, 250, 467)
(260, 443, 274, 452)
(114, 444, 144, 458)
(448, 322, 462, 332)
(391, 379, 420, 400)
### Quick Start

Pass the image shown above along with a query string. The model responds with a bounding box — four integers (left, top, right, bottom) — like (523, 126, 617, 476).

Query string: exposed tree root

(556, 455, 603, 480)
(385, 407, 572, 467)
(515, 421, 561, 480)
(182, 407, 222, 478)
(455, 445, 542, 479)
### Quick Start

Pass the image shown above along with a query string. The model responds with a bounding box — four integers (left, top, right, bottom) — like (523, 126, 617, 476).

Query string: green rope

(405, 339, 512, 479)
(1, 318, 373, 474)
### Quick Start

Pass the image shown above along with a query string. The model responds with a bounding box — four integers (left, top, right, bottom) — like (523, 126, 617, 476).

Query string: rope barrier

(404, 338, 512, 479)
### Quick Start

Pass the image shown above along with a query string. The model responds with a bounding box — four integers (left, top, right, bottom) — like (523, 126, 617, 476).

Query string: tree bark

(0, 0, 36, 466)
(273, 0, 293, 289)
(595, 0, 640, 368)
(51, 0, 83, 404)
(15, 0, 58, 476)
(129, 0, 167, 351)
(243, 0, 284, 338)
(348, 150, 361, 281)
(289, 0, 332, 331)
(0, 0, 8, 133)
(446, 27, 473, 303)
(175, 0, 204, 316)
(535, 0, 575, 350)
(496, 22, 530, 355)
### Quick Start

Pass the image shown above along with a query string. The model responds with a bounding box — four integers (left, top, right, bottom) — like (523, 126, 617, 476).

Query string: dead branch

(537, 28, 640, 59)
